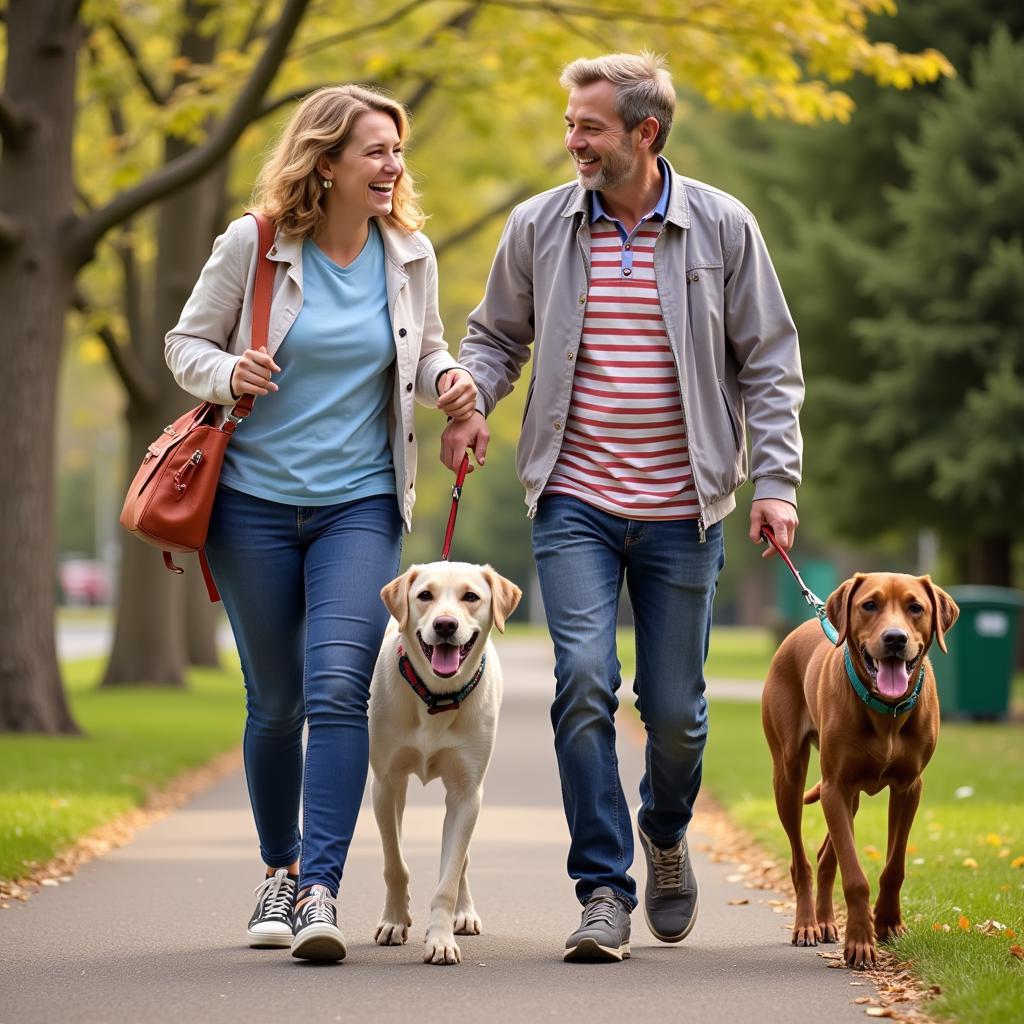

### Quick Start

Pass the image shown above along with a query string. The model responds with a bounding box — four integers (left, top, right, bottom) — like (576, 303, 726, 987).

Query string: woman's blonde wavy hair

(252, 85, 423, 237)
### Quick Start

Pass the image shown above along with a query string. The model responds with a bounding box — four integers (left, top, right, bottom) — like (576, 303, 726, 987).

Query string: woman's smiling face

(321, 109, 405, 218)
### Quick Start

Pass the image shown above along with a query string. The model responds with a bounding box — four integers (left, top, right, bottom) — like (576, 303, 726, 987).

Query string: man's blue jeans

(205, 486, 402, 896)
(531, 494, 725, 909)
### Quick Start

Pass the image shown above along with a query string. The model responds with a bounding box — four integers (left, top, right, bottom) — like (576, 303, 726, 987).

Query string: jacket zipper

(661, 243, 707, 542)
(528, 224, 592, 521)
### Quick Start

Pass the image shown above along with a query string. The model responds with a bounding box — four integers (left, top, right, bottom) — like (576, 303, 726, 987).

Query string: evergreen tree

(708, 4, 1024, 581)
(851, 28, 1024, 582)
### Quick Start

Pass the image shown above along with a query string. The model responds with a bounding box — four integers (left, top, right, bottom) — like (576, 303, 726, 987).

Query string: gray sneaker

(638, 826, 699, 942)
(291, 885, 347, 962)
(563, 886, 631, 962)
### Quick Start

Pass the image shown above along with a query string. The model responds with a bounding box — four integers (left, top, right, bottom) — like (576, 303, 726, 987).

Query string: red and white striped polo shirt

(544, 218, 699, 520)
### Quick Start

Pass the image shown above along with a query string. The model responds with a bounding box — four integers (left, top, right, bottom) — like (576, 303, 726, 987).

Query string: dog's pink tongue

(431, 643, 461, 676)
(877, 658, 910, 698)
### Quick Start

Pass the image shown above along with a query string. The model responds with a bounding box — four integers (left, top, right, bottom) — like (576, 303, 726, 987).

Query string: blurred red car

(58, 556, 112, 606)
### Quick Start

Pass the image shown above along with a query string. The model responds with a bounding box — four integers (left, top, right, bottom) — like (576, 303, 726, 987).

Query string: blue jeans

(205, 486, 402, 895)
(531, 494, 725, 909)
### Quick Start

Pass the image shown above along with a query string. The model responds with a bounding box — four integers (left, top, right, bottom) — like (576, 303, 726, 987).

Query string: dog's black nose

(882, 628, 908, 652)
(433, 616, 459, 639)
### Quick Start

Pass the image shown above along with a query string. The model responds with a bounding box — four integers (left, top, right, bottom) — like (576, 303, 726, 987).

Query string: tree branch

(256, 82, 335, 122)
(545, 8, 616, 51)
(75, 187, 95, 212)
(478, 0, 709, 27)
(70, 0, 314, 268)
(107, 19, 167, 106)
(72, 288, 159, 408)
(260, 2, 482, 121)
(239, 0, 271, 50)
(0, 92, 32, 147)
(114, 227, 144, 356)
(402, 3, 481, 114)
(434, 152, 564, 258)
(290, 0, 435, 59)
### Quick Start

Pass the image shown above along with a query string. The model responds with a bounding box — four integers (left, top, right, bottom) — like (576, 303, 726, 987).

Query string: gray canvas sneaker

(291, 884, 347, 962)
(563, 886, 631, 962)
(638, 826, 699, 942)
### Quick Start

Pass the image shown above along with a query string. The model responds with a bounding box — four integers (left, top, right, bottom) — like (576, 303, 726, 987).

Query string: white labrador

(369, 561, 522, 965)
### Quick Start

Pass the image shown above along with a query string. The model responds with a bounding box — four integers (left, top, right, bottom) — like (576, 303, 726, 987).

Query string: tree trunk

(965, 533, 1014, 587)
(0, 0, 311, 719)
(184, 161, 232, 668)
(104, 4, 224, 686)
(0, 3, 82, 732)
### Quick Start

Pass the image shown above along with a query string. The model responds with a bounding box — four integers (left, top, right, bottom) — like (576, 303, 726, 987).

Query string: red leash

(761, 525, 838, 643)
(760, 525, 805, 584)
(440, 453, 470, 560)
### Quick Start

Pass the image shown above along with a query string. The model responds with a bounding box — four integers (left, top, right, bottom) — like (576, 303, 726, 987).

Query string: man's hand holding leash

(750, 498, 799, 559)
(441, 410, 489, 474)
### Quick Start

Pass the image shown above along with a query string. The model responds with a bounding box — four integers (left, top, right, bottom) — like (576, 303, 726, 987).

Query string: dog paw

(818, 919, 840, 943)
(843, 935, 878, 970)
(374, 917, 411, 946)
(875, 918, 906, 943)
(424, 931, 461, 965)
(453, 910, 482, 935)
(791, 922, 819, 947)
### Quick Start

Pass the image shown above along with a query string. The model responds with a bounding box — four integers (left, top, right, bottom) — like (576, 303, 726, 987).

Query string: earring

(322, 178, 332, 189)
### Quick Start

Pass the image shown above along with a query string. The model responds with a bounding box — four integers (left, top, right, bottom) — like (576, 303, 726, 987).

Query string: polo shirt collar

(589, 155, 671, 224)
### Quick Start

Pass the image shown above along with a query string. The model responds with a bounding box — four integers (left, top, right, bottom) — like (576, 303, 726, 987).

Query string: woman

(165, 85, 476, 962)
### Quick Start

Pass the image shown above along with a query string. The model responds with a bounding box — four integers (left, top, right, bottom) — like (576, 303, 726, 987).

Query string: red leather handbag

(119, 211, 276, 601)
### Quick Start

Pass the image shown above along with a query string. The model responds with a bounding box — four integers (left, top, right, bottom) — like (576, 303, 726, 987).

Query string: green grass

(702, 700, 1024, 1024)
(619, 625, 1024, 713)
(617, 625, 775, 682)
(613, 624, 1024, 1019)
(0, 658, 244, 882)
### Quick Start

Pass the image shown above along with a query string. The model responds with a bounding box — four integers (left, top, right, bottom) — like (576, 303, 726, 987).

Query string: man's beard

(575, 142, 635, 192)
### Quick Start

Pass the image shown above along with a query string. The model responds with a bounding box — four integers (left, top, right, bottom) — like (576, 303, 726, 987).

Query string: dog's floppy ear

(825, 574, 866, 647)
(483, 567, 522, 634)
(380, 568, 417, 631)
(919, 575, 959, 654)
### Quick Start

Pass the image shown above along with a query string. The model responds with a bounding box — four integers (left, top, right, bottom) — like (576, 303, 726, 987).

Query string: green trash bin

(931, 586, 1024, 720)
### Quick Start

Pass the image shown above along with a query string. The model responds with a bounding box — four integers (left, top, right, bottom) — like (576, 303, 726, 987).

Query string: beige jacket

(165, 214, 463, 529)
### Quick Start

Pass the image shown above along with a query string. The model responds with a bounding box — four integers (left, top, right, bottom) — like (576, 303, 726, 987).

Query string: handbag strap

(222, 210, 277, 432)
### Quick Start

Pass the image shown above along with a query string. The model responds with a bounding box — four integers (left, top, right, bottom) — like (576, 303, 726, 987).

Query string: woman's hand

(436, 369, 477, 422)
(231, 346, 281, 398)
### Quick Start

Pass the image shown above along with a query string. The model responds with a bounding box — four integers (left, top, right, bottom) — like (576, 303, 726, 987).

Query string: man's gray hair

(560, 52, 676, 153)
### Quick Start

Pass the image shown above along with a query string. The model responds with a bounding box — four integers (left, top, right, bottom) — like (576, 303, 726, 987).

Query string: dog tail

(803, 782, 822, 805)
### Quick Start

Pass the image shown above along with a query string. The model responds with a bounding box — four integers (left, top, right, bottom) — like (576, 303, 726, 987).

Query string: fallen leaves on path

(692, 792, 943, 1024)
(0, 748, 242, 908)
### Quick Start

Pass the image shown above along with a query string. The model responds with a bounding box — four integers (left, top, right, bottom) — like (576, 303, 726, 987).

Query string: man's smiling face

(564, 80, 638, 192)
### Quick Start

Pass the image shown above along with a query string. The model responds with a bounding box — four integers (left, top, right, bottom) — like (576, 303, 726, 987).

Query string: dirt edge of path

(692, 790, 943, 1024)
(0, 747, 242, 908)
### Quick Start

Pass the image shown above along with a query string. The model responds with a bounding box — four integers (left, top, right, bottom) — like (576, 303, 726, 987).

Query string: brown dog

(762, 573, 958, 968)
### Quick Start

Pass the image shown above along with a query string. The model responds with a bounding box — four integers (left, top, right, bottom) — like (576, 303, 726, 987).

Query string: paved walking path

(2, 637, 869, 1024)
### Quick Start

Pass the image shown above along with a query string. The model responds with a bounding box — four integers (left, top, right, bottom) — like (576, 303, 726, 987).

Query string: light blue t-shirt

(220, 223, 397, 505)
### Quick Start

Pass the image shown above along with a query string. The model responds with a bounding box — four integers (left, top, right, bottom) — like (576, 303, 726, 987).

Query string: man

(441, 52, 803, 962)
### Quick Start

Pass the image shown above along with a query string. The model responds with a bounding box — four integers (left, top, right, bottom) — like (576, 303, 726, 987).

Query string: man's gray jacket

(459, 160, 804, 531)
